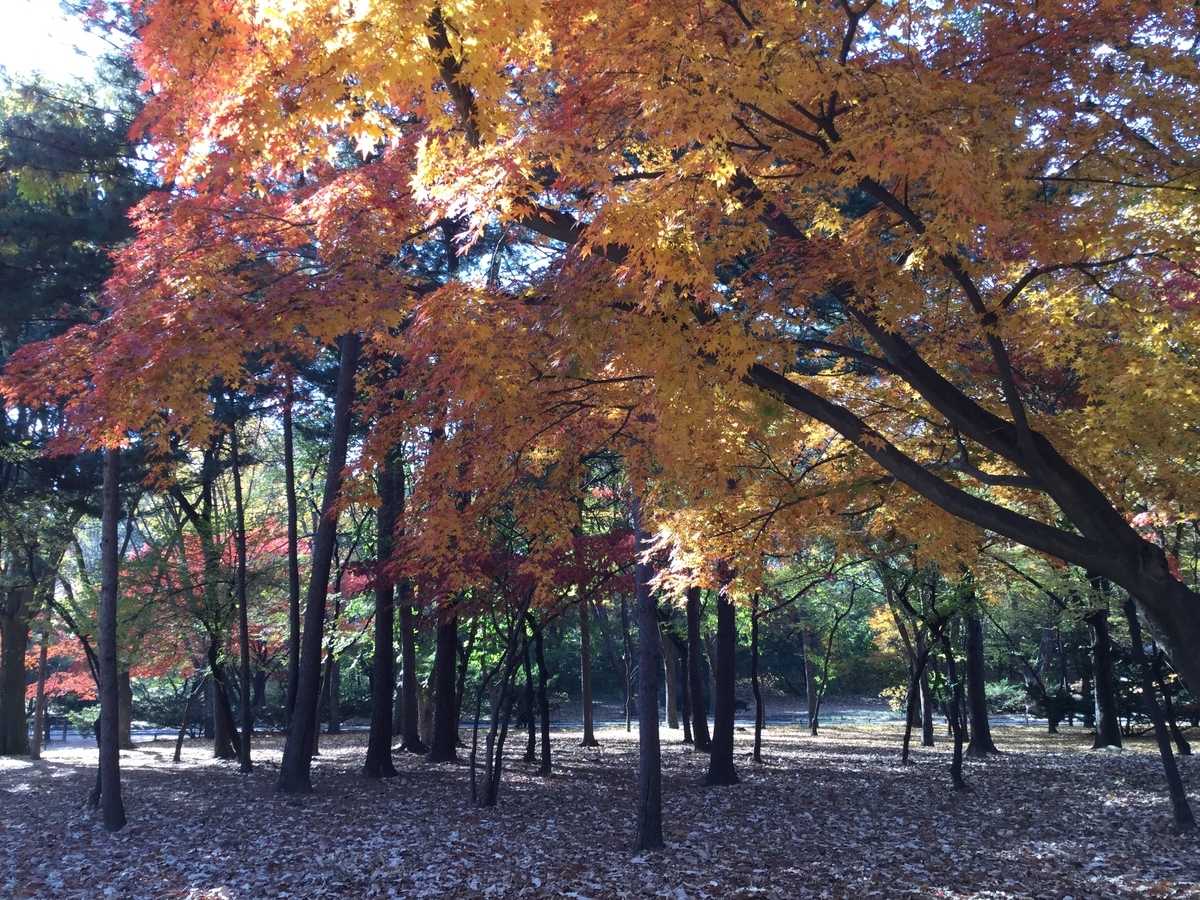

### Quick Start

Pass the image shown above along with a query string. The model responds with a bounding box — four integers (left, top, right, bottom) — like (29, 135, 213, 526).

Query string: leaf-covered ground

(2, 721, 1198, 899)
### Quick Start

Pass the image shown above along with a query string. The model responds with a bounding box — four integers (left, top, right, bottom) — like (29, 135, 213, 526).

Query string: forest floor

(2, 722, 1198, 899)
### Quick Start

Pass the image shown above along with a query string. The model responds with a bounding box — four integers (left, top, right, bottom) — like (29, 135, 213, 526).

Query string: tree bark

(327, 657, 341, 734)
(207, 635, 240, 760)
(1088, 608, 1123, 749)
(1152, 651, 1191, 757)
(397, 584, 425, 753)
(686, 587, 711, 752)
(803, 630, 821, 736)
(535, 621, 552, 775)
(661, 623, 678, 730)
(97, 447, 126, 831)
(364, 449, 400, 778)
(523, 640, 537, 762)
(1123, 598, 1195, 831)
(964, 614, 998, 756)
(0, 585, 33, 756)
(579, 598, 599, 747)
(428, 611, 459, 762)
(276, 332, 359, 793)
(706, 590, 739, 786)
(632, 499, 663, 851)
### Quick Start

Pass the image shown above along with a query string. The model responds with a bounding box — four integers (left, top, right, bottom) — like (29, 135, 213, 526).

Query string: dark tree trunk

(964, 615, 998, 756)
(327, 657, 341, 734)
(283, 390, 301, 730)
(364, 450, 400, 778)
(661, 624, 678, 730)
(207, 636, 240, 760)
(522, 641, 537, 762)
(706, 591, 739, 786)
(901, 639, 934, 764)
(632, 500, 663, 851)
(1152, 650, 1191, 756)
(1088, 608, 1123, 749)
(202, 677, 214, 739)
(1123, 598, 1195, 831)
(803, 630, 821, 736)
(579, 599, 599, 747)
(750, 597, 764, 764)
(313, 650, 333, 756)
(919, 667, 936, 747)
(428, 612, 459, 762)
(97, 447, 126, 831)
(30, 594, 49, 761)
(621, 595, 634, 733)
(0, 585, 33, 756)
(535, 623, 552, 775)
(666, 629, 693, 743)
(117, 670, 134, 751)
(276, 332, 359, 793)
(397, 583, 425, 753)
(943, 637, 968, 792)
(175, 675, 208, 762)
(231, 427, 253, 773)
(685, 587, 711, 752)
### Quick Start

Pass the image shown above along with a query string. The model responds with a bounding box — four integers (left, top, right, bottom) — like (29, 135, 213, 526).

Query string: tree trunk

(920, 667, 936, 747)
(0, 585, 33, 756)
(428, 611, 459, 762)
(313, 649, 333, 755)
(685, 587, 711, 752)
(174, 675, 208, 762)
(30, 596, 49, 760)
(283, 391, 301, 730)
(207, 636, 240, 760)
(1153, 651, 1191, 757)
(964, 615, 998, 756)
(523, 641, 537, 762)
(397, 585, 425, 753)
(750, 597, 764, 764)
(946, 653, 968, 792)
(579, 598, 599, 747)
(97, 447, 126, 831)
(803, 630, 821, 736)
(1123, 598, 1195, 831)
(231, 426, 252, 773)
(666, 629, 692, 744)
(661, 624, 678, 730)
(117, 670, 134, 751)
(327, 657, 341, 734)
(276, 333, 359, 793)
(364, 450, 399, 778)
(632, 499, 663, 851)
(535, 622, 552, 775)
(706, 590, 739, 786)
(1088, 608, 1123, 749)
(621, 595, 634, 733)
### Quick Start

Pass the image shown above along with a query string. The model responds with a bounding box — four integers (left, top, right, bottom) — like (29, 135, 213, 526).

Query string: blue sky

(0, 0, 110, 83)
